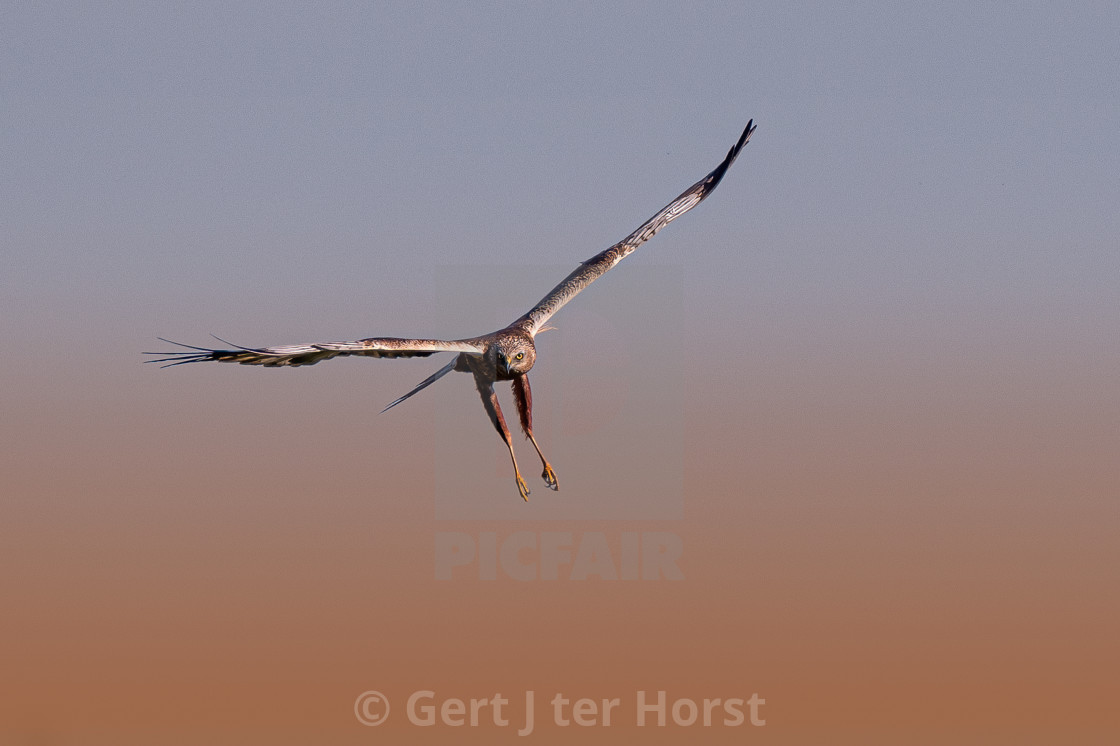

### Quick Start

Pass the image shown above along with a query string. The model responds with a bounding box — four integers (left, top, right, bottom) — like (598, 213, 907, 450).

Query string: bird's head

(495, 335, 536, 377)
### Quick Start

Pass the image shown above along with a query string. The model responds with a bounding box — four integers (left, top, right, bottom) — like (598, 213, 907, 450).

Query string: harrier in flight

(149, 120, 756, 500)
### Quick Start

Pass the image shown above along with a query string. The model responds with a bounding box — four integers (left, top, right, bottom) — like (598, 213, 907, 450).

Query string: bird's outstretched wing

(145, 336, 483, 368)
(514, 120, 755, 335)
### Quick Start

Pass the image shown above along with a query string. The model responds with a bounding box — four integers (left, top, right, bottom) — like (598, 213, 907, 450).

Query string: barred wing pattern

(146, 336, 484, 368)
(515, 120, 755, 335)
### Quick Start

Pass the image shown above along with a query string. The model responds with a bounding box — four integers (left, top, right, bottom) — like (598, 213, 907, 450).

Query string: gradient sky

(3, 2, 1119, 744)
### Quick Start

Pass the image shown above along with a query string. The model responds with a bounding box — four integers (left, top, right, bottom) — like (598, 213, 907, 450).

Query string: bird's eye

(515, 352, 524, 360)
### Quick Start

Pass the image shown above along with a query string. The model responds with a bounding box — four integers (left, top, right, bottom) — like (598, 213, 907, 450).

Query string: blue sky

(6, 3, 1117, 350)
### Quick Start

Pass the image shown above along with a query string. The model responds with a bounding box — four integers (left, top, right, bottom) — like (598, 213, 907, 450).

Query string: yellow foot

(541, 464, 559, 491)
(516, 474, 531, 501)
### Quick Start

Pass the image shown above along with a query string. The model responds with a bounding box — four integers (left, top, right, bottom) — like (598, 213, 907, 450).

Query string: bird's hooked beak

(498, 354, 511, 376)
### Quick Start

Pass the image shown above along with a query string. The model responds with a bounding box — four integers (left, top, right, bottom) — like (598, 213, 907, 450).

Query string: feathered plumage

(147, 120, 756, 500)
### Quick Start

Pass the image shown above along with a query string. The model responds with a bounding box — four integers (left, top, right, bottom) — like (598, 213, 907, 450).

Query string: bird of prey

(148, 120, 756, 500)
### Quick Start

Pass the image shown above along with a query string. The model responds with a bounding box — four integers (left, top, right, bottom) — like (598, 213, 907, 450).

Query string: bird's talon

(516, 476, 531, 501)
(542, 465, 558, 491)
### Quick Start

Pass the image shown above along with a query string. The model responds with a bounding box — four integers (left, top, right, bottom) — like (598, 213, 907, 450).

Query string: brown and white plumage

(515, 120, 755, 335)
(147, 120, 756, 500)
(149, 336, 483, 367)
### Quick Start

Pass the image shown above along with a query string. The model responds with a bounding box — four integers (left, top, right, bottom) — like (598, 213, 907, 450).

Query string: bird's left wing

(145, 336, 483, 368)
(514, 119, 755, 335)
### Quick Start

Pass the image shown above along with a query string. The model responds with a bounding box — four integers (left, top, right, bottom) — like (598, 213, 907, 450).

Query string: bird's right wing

(145, 336, 484, 368)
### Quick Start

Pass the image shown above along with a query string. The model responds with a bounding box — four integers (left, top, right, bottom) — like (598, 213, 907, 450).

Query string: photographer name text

(355, 689, 765, 734)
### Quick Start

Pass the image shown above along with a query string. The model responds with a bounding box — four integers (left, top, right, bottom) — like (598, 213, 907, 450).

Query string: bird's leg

(512, 374, 558, 491)
(474, 373, 530, 501)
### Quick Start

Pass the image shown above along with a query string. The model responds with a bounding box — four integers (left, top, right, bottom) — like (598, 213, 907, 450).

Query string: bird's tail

(380, 357, 458, 413)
